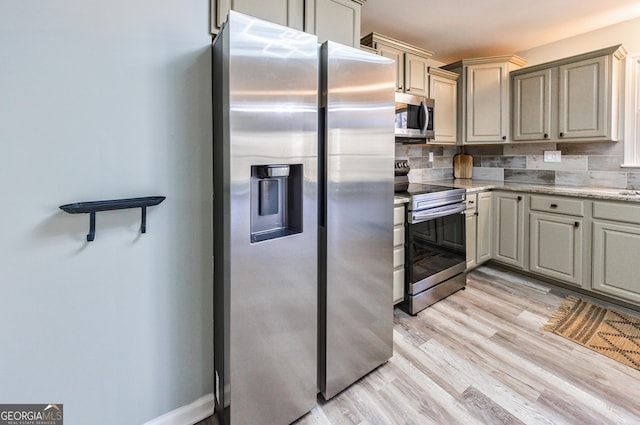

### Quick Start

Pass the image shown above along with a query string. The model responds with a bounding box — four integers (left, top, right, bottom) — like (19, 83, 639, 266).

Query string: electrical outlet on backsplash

(396, 142, 640, 190)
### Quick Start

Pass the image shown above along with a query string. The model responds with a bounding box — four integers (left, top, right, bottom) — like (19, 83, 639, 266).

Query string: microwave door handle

(411, 203, 466, 223)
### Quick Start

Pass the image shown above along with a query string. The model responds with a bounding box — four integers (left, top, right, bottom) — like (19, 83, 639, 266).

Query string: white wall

(0, 1, 213, 424)
(516, 15, 640, 65)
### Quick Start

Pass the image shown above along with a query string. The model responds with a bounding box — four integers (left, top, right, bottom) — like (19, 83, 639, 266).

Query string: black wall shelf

(59, 196, 166, 241)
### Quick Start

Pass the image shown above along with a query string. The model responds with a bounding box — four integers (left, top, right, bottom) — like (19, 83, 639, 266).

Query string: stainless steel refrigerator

(213, 11, 394, 425)
(318, 41, 395, 399)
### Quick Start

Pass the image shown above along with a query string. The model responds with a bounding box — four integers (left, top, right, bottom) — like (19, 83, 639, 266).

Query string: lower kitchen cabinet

(476, 192, 493, 264)
(592, 201, 640, 304)
(493, 191, 525, 269)
(393, 204, 406, 305)
(465, 194, 477, 270)
(465, 191, 492, 271)
(528, 194, 585, 287)
(529, 211, 584, 287)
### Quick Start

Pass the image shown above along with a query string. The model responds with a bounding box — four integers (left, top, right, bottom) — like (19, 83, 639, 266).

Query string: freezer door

(319, 41, 395, 399)
(213, 11, 319, 425)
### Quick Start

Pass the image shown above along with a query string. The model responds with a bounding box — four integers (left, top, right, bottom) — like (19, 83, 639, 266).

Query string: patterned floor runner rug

(543, 296, 640, 371)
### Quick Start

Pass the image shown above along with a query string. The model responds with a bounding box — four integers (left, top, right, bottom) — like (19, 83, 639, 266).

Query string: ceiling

(360, 0, 640, 63)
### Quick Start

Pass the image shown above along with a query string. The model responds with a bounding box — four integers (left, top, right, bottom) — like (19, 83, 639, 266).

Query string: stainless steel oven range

(399, 183, 467, 315)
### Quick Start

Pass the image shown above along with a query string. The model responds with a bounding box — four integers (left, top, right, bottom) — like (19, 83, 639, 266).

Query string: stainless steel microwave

(395, 92, 434, 140)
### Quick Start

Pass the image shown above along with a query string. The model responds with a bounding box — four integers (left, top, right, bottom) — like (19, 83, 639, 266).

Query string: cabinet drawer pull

(543, 133, 548, 139)
(469, 200, 475, 204)
(574, 221, 580, 228)
(550, 204, 558, 208)
(502, 136, 507, 140)
(517, 196, 522, 201)
(559, 132, 564, 137)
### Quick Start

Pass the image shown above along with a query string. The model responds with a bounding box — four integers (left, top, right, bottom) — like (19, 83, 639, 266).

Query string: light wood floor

(201, 265, 640, 425)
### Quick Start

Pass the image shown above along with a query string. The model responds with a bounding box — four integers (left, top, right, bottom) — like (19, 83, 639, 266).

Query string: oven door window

(408, 213, 466, 283)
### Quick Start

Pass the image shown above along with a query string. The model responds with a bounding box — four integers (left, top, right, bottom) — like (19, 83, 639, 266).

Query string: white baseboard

(142, 393, 215, 425)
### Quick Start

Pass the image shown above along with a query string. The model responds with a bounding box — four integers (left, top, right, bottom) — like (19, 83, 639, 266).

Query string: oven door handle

(411, 203, 466, 224)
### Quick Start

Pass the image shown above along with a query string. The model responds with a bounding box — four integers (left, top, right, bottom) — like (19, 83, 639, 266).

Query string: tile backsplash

(395, 141, 640, 189)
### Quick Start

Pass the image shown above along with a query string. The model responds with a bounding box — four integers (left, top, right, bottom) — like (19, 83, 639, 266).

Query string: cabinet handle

(517, 196, 522, 201)
(550, 204, 558, 208)
(574, 221, 580, 228)
(502, 136, 507, 140)
(469, 200, 475, 204)
(559, 132, 564, 137)
(543, 133, 548, 139)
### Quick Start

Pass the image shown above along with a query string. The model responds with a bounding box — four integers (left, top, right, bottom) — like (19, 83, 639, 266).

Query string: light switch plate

(544, 150, 562, 163)
(428, 152, 434, 162)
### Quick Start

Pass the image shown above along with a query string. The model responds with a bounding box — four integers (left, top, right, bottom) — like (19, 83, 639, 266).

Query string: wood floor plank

(461, 386, 526, 425)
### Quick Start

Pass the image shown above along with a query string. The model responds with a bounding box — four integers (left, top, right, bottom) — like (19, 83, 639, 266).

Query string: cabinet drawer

(394, 205, 405, 226)
(393, 246, 404, 268)
(466, 193, 477, 210)
(530, 195, 584, 216)
(593, 201, 640, 225)
(393, 226, 405, 246)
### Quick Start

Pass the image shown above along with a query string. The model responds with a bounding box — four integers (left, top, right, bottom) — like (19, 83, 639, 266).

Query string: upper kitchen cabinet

(211, 0, 365, 48)
(305, 0, 365, 47)
(360, 33, 433, 96)
(428, 67, 458, 144)
(512, 68, 552, 141)
(211, 0, 304, 32)
(511, 45, 627, 142)
(444, 55, 527, 144)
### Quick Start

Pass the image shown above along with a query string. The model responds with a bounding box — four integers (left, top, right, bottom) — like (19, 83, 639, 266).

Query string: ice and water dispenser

(250, 164, 303, 243)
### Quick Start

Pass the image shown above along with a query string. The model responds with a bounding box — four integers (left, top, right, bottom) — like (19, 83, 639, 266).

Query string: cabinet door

(405, 53, 429, 96)
(592, 221, 640, 304)
(476, 192, 493, 264)
(529, 212, 583, 287)
(430, 73, 457, 144)
(305, 0, 361, 47)
(512, 69, 552, 141)
(377, 45, 404, 92)
(215, 0, 304, 30)
(493, 192, 525, 268)
(393, 268, 405, 305)
(465, 209, 477, 270)
(558, 56, 607, 139)
(466, 62, 509, 143)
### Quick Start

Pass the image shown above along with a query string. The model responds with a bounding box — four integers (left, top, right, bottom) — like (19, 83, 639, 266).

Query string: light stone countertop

(426, 179, 640, 203)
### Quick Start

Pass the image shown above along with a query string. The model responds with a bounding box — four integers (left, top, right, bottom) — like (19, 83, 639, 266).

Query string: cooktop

(398, 183, 461, 196)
